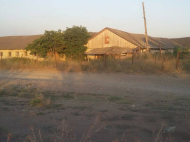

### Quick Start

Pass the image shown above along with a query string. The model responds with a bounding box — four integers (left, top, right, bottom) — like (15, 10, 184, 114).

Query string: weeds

(1, 53, 189, 73)
(0, 125, 9, 135)
(30, 94, 51, 107)
(107, 96, 124, 102)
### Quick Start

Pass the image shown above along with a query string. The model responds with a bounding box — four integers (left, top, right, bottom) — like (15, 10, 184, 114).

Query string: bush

(30, 94, 51, 107)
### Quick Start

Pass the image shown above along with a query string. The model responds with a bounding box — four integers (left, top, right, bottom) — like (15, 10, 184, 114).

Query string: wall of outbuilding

(86, 29, 138, 51)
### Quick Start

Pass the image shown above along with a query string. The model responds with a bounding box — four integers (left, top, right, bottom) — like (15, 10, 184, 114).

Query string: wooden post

(176, 51, 180, 70)
(159, 45, 164, 68)
(132, 53, 135, 65)
(104, 54, 107, 68)
(142, 2, 149, 50)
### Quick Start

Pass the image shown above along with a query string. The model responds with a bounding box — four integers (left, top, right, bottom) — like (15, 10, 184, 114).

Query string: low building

(0, 35, 41, 59)
(0, 28, 183, 60)
(85, 27, 182, 59)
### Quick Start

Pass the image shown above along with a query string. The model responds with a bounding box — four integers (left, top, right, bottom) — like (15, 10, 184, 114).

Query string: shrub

(30, 94, 51, 107)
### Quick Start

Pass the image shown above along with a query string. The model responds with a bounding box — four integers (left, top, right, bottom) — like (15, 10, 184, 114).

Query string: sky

(0, 0, 190, 38)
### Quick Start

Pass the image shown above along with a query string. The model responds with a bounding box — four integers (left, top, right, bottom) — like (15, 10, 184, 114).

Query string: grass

(107, 96, 124, 102)
(61, 93, 75, 100)
(114, 124, 131, 130)
(72, 112, 81, 116)
(0, 125, 9, 135)
(144, 116, 157, 123)
(121, 114, 136, 121)
(29, 94, 51, 108)
(35, 112, 46, 116)
(1, 84, 190, 141)
(0, 53, 190, 73)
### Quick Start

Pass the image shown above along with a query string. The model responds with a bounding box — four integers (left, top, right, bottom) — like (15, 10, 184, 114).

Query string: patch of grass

(117, 101, 131, 105)
(41, 125, 55, 133)
(107, 96, 124, 102)
(161, 113, 174, 120)
(72, 112, 81, 116)
(0, 125, 9, 135)
(103, 115, 119, 121)
(129, 108, 139, 112)
(62, 94, 75, 100)
(175, 97, 190, 102)
(35, 112, 46, 116)
(76, 96, 93, 101)
(100, 109, 108, 113)
(56, 117, 68, 121)
(121, 114, 136, 121)
(45, 104, 62, 109)
(2, 107, 11, 111)
(141, 128, 153, 137)
(30, 94, 51, 107)
(115, 124, 131, 130)
(144, 116, 157, 123)
(70, 106, 91, 111)
(85, 113, 95, 118)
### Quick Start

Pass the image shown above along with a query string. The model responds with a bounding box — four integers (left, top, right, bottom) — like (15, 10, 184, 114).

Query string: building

(0, 27, 183, 60)
(85, 27, 182, 59)
(0, 35, 41, 59)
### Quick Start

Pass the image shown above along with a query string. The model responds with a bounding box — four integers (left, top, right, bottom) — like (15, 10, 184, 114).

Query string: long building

(0, 27, 183, 59)
(85, 27, 182, 59)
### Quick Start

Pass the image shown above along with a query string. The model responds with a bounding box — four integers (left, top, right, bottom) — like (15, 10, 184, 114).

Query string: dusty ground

(0, 70, 190, 142)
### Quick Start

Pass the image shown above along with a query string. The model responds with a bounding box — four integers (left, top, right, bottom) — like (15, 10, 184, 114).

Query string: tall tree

(26, 30, 65, 58)
(64, 26, 91, 60)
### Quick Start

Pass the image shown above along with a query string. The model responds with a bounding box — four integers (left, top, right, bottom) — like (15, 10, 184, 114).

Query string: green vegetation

(26, 30, 65, 58)
(0, 125, 9, 135)
(29, 94, 51, 107)
(0, 52, 190, 73)
(64, 26, 91, 60)
(25, 26, 90, 61)
(107, 96, 124, 102)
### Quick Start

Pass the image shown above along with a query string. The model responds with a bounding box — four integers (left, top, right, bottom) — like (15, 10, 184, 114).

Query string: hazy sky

(0, 0, 190, 38)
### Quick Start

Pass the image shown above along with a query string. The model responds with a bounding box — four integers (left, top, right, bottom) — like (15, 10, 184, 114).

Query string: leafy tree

(64, 26, 91, 60)
(26, 30, 65, 58)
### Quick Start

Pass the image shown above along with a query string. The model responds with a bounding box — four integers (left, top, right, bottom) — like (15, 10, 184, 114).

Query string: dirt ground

(0, 70, 190, 142)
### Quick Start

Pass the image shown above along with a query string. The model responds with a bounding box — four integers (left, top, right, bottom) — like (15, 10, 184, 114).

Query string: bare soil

(0, 70, 190, 142)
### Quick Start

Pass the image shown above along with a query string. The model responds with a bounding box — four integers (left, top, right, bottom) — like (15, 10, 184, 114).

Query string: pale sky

(0, 0, 190, 38)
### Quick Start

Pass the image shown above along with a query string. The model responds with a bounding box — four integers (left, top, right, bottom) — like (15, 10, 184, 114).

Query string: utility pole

(142, 2, 149, 51)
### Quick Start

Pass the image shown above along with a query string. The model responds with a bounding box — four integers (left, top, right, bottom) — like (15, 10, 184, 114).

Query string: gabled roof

(0, 35, 42, 50)
(171, 37, 190, 48)
(89, 27, 182, 49)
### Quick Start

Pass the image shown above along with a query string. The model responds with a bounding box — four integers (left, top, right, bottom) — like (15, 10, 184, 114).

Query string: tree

(26, 30, 65, 59)
(64, 26, 91, 60)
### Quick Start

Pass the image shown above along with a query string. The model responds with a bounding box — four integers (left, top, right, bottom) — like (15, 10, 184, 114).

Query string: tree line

(26, 26, 91, 60)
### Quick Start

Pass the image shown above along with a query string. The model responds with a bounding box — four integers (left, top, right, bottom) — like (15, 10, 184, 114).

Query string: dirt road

(0, 70, 190, 96)
(1, 70, 190, 142)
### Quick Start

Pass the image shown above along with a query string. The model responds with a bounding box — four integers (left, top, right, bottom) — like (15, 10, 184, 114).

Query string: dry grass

(0, 53, 189, 74)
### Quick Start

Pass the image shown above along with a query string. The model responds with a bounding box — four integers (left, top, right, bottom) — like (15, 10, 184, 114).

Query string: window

(105, 37, 109, 44)
(16, 52, 19, 57)
(0, 52, 3, 57)
(24, 52, 27, 56)
(8, 52, 11, 57)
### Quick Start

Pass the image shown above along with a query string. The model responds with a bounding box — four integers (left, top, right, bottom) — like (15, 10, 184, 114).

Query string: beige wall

(0, 49, 66, 61)
(86, 29, 138, 51)
(0, 49, 40, 60)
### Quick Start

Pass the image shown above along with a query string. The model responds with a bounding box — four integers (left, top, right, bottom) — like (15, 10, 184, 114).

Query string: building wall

(0, 49, 66, 61)
(86, 29, 138, 51)
(0, 49, 40, 60)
